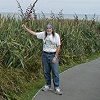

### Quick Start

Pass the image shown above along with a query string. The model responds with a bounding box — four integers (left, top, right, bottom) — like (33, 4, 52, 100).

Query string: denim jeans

(42, 51, 59, 88)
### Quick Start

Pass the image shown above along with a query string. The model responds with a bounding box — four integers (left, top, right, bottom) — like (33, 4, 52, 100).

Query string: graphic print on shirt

(43, 36, 57, 50)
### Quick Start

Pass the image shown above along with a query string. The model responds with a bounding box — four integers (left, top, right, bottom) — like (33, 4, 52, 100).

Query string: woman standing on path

(22, 23, 62, 95)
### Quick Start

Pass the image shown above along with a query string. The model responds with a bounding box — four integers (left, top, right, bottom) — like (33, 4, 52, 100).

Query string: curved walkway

(32, 57, 100, 100)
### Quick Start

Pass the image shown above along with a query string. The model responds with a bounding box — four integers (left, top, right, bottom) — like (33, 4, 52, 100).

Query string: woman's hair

(44, 23, 55, 38)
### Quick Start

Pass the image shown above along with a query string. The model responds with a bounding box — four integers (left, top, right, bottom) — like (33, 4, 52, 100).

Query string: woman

(22, 23, 62, 95)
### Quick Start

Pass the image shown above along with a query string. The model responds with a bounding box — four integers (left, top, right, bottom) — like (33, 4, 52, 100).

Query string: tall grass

(0, 14, 100, 99)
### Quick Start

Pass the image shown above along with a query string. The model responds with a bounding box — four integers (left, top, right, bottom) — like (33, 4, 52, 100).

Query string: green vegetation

(0, 14, 100, 100)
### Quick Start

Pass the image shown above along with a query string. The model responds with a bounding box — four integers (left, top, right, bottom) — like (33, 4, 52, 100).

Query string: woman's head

(45, 23, 55, 37)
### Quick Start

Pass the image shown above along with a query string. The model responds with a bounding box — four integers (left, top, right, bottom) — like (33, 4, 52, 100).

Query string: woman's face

(47, 28, 53, 35)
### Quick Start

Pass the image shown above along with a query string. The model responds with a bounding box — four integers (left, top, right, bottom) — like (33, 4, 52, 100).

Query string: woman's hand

(22, 24, 27, 29)
(52, 56, 57, 63)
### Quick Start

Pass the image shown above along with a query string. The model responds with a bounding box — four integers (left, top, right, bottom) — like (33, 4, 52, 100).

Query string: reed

(0, 13, 100, 99)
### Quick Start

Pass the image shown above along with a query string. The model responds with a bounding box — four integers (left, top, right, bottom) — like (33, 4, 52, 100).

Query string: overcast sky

(0, 0, 100, 14)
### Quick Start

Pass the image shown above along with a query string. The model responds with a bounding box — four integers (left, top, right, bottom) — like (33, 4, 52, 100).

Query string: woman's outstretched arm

(22, 24, 36, 36)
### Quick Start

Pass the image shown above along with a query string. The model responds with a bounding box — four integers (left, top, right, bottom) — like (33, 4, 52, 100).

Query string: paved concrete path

(32, 57, 100, 100)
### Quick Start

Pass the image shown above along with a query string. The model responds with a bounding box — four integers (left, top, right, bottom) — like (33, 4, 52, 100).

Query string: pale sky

(0, 0, 100, 14)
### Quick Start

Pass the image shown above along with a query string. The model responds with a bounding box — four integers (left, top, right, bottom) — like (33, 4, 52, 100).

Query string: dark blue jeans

(42, 51, 59, 88)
